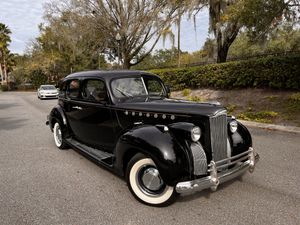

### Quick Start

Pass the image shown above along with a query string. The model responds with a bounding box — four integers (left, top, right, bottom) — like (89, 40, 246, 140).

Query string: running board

(66, 138, 114, 166)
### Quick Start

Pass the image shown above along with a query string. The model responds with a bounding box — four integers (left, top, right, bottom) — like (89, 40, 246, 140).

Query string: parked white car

(37, 85, 58, 99)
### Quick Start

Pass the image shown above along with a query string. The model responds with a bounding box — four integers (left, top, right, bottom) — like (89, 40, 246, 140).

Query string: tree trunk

(215, 25, 239, 63)
(177, 12, 181, 68)
(217, 45, 229, 63)
(123, 55, 131, 69)
(123, 60, 131, 69)
(3, 58, 8, 85)
(0, 62, 3, 85)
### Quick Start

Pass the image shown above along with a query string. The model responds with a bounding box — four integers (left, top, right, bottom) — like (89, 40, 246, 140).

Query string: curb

(238, 119, 300, 134)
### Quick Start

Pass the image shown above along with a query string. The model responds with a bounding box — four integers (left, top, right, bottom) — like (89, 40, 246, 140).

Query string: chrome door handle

(72, 106, 82, 110)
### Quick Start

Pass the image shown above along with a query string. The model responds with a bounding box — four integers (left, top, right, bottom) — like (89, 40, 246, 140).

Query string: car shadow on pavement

(0, 117, 28, 131)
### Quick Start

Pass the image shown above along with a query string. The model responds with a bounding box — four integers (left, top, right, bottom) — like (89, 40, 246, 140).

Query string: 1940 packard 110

(46, 70, 259, 206)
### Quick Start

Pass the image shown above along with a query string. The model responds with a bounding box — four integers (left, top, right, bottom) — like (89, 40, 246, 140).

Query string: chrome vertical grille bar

(210, 111, 228, 161)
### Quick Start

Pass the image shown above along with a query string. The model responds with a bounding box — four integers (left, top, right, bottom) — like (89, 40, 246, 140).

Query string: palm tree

(0, 23, 11, 86)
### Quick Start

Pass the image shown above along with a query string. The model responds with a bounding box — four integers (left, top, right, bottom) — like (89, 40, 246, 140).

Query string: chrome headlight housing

(191, 126, 201, 142)
(229, 120, 238, 133)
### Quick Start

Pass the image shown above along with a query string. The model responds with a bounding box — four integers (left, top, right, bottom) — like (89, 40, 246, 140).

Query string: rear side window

(59, 81, 67, 98)
(67, 80, 80, 99)
(82, 79, 107, 102)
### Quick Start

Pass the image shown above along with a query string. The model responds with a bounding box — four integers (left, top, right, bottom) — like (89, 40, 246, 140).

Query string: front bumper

(40, 94, 58, 98)
(176, 147, 259, 194)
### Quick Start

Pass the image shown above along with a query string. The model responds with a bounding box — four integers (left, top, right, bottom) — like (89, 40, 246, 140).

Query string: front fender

(114, 125, 192, 186)
(229, 121, 253, 156)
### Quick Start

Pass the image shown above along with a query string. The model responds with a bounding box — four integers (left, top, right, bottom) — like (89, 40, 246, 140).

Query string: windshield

(41, 85, 56, 90)
(111, 76, 165, 98)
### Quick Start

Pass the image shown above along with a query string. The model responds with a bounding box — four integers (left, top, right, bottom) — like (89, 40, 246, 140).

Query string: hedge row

(0, 84, 8, 91)
(149, 55, 300, 90)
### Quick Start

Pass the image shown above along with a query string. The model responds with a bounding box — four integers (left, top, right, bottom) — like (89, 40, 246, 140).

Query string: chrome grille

(210, 111, 228, 161)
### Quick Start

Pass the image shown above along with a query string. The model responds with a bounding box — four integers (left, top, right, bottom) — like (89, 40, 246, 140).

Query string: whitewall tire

(53, 122, 67, 149)
(126, 154, 177, 206)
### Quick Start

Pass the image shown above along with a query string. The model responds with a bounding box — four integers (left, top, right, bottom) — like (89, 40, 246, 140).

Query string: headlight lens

(191, 126, 201, 142)
(229, 120, 238, 133)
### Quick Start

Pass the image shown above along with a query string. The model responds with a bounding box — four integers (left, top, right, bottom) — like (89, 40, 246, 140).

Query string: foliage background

(150, 55, 300, 90)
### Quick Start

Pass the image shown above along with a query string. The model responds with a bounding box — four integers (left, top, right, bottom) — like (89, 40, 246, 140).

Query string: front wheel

(53, 122, 68, 149)
(126, 154, 177, 206)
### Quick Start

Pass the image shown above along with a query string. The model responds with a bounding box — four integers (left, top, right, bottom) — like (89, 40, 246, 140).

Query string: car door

(68, 78, 116, 152)
(64, 79, 84, 140)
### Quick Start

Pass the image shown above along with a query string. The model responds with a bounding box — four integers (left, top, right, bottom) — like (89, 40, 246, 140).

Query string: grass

(173, 88, 300, 127)
(237, 111, 279, 123)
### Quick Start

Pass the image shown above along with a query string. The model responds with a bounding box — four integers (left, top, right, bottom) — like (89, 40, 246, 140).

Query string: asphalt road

(0, 92, 299, 225)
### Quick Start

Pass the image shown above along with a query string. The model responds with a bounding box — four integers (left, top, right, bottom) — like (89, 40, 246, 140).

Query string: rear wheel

(126, 153, 177, 206)
(53, 122, 68, 149)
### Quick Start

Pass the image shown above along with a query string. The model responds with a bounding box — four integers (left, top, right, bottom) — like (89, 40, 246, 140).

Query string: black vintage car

(47, 70, 259, 206)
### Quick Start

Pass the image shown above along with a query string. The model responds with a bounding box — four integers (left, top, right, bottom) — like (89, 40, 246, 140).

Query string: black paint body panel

(47, 70, 253, 185)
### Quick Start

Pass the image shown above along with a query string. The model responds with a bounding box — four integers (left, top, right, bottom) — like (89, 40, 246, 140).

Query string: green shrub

(289, 93, 300, 102)
(187, 95, 205, 102)
(149, 55, 300, 90)
(182, 88, 191, 96)
(29, 69, 48, 88)
(0, 84, 8, 91)
(226, 104, 237, 114)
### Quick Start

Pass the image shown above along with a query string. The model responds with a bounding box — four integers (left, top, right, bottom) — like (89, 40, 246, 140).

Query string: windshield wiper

(116, 88, 133, 97)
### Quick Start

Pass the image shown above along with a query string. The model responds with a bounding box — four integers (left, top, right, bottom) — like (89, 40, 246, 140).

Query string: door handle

(72, 106, 83, 110)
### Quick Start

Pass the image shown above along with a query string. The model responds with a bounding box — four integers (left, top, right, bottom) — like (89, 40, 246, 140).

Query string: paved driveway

(0, 92, 299, 225)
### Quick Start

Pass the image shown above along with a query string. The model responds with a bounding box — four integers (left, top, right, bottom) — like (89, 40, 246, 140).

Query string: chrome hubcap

(141, 167, 164, 192)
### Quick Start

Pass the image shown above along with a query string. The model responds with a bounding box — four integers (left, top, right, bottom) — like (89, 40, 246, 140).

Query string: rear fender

(114, 125, 191, 186)
(49, 105, 68, 132)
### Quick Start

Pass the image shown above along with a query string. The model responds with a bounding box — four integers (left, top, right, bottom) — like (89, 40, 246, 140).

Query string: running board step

(66, 138, 114, 166)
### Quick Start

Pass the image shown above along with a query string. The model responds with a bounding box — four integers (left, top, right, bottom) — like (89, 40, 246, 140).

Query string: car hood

(40, 89, 57, 93)
(114, 97, 226, 117)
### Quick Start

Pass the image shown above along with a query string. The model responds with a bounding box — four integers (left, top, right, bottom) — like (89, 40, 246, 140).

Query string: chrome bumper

(176, 147, 259, 194)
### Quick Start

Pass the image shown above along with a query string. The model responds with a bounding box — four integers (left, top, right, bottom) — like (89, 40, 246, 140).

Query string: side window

(59, 81, 67, 98)
(82, 79, 107, 102)
(67, 80, 80, 99)
(145, 78, 165, 96)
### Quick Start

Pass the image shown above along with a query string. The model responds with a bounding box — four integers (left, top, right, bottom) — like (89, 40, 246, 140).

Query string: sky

(0, 0, 209, 55)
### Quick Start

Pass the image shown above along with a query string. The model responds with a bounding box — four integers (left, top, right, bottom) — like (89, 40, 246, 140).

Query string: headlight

(191, 126, 201, 142)
(229, 120, 238, 133)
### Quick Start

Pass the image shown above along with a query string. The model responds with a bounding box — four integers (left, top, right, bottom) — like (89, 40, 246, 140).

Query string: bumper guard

(176, 147, 259, 194)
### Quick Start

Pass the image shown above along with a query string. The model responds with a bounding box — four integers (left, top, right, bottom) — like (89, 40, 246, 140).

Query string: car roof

(64, 70, 158, 81)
